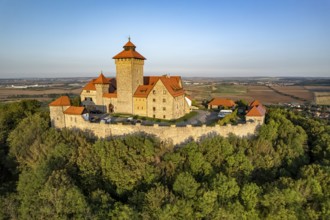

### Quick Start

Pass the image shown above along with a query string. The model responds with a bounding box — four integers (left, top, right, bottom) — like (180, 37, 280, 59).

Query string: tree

(211, 173, 240, 203)
(173, 172, 200, 199)
(7, 113, 50, 168)
(240, 183, 261, 210)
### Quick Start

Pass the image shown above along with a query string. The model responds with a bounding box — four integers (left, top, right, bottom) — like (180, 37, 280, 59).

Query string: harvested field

(270, 86, 314, 101)
(315, 92, 330, 105)
(246, 86, 297, 104)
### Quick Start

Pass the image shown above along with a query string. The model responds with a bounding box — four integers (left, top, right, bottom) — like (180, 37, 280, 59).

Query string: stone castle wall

(61, 114, 261, 145)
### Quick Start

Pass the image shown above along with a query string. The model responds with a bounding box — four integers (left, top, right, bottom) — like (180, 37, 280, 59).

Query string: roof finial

(128, 35, 131, 42)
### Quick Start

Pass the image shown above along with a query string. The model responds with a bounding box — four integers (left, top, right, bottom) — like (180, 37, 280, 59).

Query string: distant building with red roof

(78, 39, 191, 120)
(208, 98, 236, 109)
(246, 100, 266, 123)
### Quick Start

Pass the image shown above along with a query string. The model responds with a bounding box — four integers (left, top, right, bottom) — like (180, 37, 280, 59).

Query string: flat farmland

(0, 87, 82, 102)
(185, 84, 330, 105)
(246, 86, 298, 104)
(270, 86, 314, 101)
(305, 86, 330, 105)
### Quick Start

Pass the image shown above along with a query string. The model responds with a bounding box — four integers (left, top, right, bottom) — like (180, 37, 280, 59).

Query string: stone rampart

(63, 115, 260, 145)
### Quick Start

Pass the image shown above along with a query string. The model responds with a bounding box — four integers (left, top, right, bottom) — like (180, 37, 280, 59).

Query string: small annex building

(79, 39, 191, 120)
(246, 100, 266, 123)
(49, 96, 87, 128)
(208, 98, 236, 109)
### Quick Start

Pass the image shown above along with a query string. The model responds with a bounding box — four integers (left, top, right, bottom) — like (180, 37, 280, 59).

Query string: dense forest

(0, 100, 329, 219)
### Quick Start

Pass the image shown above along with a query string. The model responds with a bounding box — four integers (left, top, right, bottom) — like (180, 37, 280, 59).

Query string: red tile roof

(83, 79, 96, 90)
(113, 40, 146, 60)
(134, 85, 153, 98)
(63, 106, 85, 115)
(124, 41, 135, 47)
(250, 100, 262, 107)
(82, 76, 114, 91)
(208, 98, 235, 107)
(94, 73, 109, 84)
(113, 50, 146, 60)
(160, 77, 185, 97)
(246, 105, 266, 117)
(49, 96, 71, 106)
(133, 76, 184, 98)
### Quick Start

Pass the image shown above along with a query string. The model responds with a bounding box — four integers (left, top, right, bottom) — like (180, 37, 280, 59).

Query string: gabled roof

(133, 76, 184, 98)
(94, 73, 109, 84)
(208, 98, 235, 107)
(63, 106, 85, 115)
(134, 85, 153, 98)
(246, 105, 266, 117)
(250, 100, 261, 107)
(160, 76, 185, 97)
(113, 40, 146, 60)
(49, 96, 71, 106)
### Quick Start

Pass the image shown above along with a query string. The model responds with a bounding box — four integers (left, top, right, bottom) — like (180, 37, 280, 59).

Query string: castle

(80, 39, 191, 120)
(48, 39, 265, 144)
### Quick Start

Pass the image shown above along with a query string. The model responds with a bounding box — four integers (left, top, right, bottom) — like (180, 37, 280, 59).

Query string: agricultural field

(1, 77, 329, 105)
(0, 87, 82, 102)
(314, 92, 330, 105)
(185, 83, 330, 105)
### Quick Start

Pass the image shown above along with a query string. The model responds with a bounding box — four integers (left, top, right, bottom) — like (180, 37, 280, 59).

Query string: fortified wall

(60, 114, 261, 145)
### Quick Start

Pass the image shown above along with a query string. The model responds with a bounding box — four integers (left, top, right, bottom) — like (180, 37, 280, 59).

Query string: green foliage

(218, 109, 238, 125)
(235, 99, 249, 108)
(71, 95, 81, 106)
(173, 172, 200, 199)
(0, 101, 329, 218)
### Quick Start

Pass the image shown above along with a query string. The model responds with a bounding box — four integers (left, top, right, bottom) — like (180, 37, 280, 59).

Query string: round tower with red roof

(113, 38, 146, 114)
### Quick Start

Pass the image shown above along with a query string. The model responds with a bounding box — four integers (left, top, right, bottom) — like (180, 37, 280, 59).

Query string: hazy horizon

(0, 0, 329, 78)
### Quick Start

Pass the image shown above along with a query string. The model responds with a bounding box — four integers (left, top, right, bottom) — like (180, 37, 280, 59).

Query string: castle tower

(113, 39, 146, 114)
(94, 73, 110, 106)
(49, 96, 71, 128)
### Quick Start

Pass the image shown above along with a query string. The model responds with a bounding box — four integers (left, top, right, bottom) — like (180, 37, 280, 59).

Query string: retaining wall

(62, 114, 261, 145)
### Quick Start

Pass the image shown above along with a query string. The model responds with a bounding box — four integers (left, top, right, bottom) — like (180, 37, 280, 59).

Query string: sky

(0, 0, 329, 78)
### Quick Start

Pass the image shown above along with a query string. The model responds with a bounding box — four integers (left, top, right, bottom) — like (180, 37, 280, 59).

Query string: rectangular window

(153, 107, 156, 111)
(153, 98, 156, 102)
(87, 90, 90, 93)
(153, 114, 155, 118)
(153, 90, 156, 94)
(163, 115, 166, 119)
(163, 98, 166, 103)
(163, 107, 166, 111)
